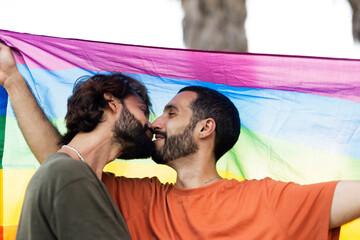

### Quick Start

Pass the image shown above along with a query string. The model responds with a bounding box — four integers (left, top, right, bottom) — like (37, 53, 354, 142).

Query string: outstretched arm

(0, 43, 61, 163)
(329, 181, 360, 228)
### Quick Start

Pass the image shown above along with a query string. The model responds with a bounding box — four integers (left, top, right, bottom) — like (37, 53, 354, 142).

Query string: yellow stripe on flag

(3, 169, 35, 225)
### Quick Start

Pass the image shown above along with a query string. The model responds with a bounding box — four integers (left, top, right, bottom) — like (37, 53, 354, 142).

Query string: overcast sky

(1, 0, 359, 59)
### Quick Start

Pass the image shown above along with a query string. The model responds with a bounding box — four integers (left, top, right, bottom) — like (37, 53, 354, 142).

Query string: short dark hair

(178, 86, 240, 161)
(60, 73, 151, 145)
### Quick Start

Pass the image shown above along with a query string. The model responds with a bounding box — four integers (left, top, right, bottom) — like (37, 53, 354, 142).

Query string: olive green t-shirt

(17, 152, 131, 240)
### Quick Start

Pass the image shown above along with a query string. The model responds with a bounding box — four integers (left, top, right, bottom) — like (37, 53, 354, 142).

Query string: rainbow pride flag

(0, 29, 359, 239)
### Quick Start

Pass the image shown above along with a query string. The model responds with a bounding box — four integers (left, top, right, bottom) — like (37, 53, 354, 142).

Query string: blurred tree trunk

(181, 0, 248, 52)
(348, 0, 360, 42)
(181, 0, 360, 51)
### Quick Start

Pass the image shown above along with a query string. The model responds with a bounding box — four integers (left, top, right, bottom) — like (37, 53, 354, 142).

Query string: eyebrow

(164, 104, 179, 112)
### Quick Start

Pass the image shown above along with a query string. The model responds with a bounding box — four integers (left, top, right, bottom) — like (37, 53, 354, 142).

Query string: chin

(153, 142, 164, 150)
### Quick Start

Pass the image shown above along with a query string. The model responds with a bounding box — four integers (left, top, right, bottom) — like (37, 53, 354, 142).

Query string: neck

(168, 152, 221, 189)
(58, 131, 122, 180)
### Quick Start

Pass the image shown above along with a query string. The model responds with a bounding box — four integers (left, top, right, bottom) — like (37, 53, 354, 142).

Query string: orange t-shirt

(102, 174, 339, 240)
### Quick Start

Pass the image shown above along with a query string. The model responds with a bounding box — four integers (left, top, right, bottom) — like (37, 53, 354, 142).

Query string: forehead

(166, 91, 197, 110)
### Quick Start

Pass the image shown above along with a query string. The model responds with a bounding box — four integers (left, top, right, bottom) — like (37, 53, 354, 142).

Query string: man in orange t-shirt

(102, 86, 342, 240)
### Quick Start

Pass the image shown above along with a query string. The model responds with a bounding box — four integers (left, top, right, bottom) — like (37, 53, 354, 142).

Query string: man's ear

(198, 118, 216, 139)
(103, 93, 119, 113)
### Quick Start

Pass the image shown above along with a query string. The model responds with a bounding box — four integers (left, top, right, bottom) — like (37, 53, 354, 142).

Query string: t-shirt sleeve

(102, 172, 160, 219)
(265, 178, 340, 240)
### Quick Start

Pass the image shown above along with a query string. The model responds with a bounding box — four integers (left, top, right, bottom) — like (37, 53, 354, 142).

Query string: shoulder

(101, 172, 173, 213)
(221, 177, 297, 200)
(238, 177, 339, 203)
(25, 153, 97, 199)
(231, 177, 336, 190)
(226, 177, 277, 190)
(42, 152, 89, 172)
(102, 172, 164, 187)
(101, 172, 172, 195)
(35, 152, 95, 183)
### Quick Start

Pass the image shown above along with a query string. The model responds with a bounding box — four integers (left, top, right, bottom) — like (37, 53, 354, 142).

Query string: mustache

(152, 130, 167, 138)
(143, 124, 151, 132)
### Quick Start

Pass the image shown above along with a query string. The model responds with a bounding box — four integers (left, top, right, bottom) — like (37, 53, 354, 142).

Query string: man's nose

(151, 116, 163, 132)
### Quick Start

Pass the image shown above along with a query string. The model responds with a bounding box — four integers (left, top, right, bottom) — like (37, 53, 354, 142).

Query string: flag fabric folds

(0, 29, 359, 239)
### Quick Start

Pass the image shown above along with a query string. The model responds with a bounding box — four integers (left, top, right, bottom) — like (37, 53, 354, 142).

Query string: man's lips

(145, 129, 153, 139)
(155, 134, 164, 140)
(153, 133, 165, 142)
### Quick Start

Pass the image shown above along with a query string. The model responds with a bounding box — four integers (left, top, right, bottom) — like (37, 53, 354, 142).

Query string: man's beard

(112, 105, 154, 159)
(152, 119, 198, 164)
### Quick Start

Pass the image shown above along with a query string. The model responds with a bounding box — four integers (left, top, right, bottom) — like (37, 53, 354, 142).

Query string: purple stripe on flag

(1, 29, 359, 103)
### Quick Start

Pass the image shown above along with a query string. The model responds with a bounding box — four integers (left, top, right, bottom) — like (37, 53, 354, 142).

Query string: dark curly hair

(178, 86, 240, 161)
(59, 73, 151, 145)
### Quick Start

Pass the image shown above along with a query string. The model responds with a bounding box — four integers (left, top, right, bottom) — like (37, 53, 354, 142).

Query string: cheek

(166, 121, 188, 135)
(132, 111, 148, 126)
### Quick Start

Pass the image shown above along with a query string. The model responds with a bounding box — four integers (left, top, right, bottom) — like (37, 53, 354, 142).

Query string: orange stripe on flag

(2, 225, 17, 240)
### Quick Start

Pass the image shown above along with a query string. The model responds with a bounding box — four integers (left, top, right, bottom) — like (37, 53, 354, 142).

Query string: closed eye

(140, 107, 149, 117)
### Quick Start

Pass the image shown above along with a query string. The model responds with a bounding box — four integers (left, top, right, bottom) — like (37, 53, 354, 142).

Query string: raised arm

(329, 181, 360, 228)
(0, 43, 61, 163)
